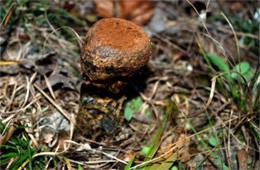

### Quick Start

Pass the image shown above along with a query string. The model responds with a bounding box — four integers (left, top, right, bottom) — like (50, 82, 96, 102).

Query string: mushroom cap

(81, 18, 152, 82)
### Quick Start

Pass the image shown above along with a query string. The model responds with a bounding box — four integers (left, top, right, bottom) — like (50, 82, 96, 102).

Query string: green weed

(0, 0, 87, 40)
(124, 154, 136, 170)
(177, 102, 229, 170)
(138, 100, 172, 169)
(201, 50, 259, 114)
(0, 121, 57, 169)
(123, 96, 151, 121)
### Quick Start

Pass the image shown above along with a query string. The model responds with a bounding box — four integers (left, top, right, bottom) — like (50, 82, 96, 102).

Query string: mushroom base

(76, 76, 126, 141)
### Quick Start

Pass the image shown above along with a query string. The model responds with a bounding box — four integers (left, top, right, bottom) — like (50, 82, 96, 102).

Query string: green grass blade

(0, 157, 15, 165)
(78, 164, 83, 170)
(0, 144, 17, 150)
(137, 100, 173, 170)
(56, 7, 87, 26)
(0, 152, 18, 159)
(200, 49, 217, 74)
(28, 143, 33, 170)
(9, 151, 29, 169)
(144, 101, 171, 162)
(124, 154, 136, 170)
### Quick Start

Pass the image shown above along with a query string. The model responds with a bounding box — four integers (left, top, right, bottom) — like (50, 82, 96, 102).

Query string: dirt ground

(0, 0, 259, 169)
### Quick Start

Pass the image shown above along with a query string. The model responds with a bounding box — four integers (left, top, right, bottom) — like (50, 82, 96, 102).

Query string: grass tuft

(0, 121, 57, 169)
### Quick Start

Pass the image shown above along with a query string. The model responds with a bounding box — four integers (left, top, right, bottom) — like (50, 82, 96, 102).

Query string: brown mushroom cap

(81, 18, 152, 82)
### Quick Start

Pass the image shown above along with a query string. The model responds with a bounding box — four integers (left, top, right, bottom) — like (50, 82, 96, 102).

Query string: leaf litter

(0, 0, 259, 169)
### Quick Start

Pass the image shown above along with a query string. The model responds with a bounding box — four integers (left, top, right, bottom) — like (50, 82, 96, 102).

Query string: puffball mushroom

(81, 18, 152, 82)
(77, 18, 152, 139)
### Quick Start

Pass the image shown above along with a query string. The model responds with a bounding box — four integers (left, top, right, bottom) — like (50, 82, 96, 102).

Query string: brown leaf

(159, 134, 190, 162)
(237, 149, 248, 170)
(177, 135, 190, 163)
(35, 53, 75, 90)
(56, 131, 70, 151)
(94, 0, 154, 25)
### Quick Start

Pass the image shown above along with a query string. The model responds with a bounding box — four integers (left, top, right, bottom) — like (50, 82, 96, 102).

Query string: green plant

(0, 121, 57, 169)
(124, 154, 136, 170)
(201, 51, 259, 114)
(136, 100, 172, 170)
(176, 102, 229, 170)
(0, 0, 87, 40)
(123, 96, 151, 121)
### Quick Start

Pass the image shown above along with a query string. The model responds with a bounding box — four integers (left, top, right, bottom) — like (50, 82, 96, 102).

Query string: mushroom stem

(77, 77, 126, 140)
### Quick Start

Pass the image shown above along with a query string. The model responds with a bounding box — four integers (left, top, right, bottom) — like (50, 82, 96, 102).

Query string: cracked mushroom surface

(77, 18, 152, 140)
(81, 18, 152, 82)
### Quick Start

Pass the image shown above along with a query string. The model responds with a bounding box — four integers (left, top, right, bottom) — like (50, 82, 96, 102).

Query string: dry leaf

(237, 149, 248, 170)
(94, 0, 154, 25)
(56, 132, 70, 151)
(176, 134, 190, 162)
(160, 134, 190, 162)
(35, 53, 75, 90)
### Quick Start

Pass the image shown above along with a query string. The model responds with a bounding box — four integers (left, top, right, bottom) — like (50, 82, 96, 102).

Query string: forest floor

(0, 0, 259, 169)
